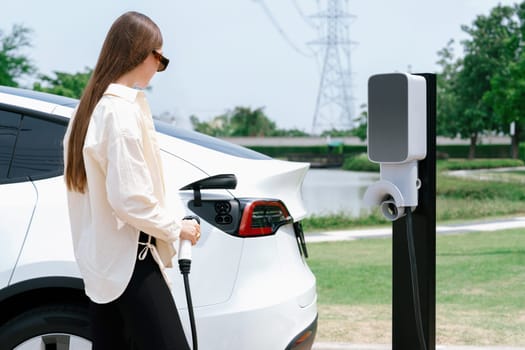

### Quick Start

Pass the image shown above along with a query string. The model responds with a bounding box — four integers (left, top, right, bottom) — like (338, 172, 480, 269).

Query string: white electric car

(0, 86, 317, 350)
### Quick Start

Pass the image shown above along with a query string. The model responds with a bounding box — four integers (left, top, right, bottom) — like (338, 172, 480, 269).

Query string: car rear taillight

(186, 197, 293, 238)
(238, 200, 292, 237)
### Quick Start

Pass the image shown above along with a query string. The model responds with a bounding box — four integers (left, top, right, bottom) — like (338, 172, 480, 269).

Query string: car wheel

(0, 304, 91, 349)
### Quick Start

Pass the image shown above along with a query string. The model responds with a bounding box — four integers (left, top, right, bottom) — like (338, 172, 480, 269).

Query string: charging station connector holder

(363, 73, 426, 221)
(364, 161, 420, 221)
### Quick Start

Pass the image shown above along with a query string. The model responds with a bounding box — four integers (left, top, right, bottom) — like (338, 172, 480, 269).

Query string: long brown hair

(65, 11, 163, 193)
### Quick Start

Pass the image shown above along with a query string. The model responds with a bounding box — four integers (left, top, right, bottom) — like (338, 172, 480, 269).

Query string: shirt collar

(104, 83, 143, 103)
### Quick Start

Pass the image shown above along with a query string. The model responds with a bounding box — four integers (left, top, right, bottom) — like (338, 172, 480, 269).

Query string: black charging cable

(180, 215, 200, 350)
(405, 209, 428, 350)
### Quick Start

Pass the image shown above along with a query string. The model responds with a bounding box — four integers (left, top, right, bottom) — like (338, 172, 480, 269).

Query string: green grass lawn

(305, 160, 525, 344)
(308, 229, 525, 345)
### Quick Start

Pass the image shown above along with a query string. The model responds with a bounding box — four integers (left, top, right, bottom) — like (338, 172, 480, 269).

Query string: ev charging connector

(363, 73, 427, 221)
(179, 215, 200, 350)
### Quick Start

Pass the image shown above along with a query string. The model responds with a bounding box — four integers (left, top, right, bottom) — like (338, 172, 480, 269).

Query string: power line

(253, 0, 316, 58)
(291, 0, 317, 29)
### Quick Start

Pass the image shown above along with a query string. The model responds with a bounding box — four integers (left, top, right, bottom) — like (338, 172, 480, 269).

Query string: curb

(313, 343, 525, 350)
(305, 216, 525, 243)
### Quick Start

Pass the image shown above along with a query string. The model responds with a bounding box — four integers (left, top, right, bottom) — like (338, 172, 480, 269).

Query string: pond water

(301, 169, 379, 217)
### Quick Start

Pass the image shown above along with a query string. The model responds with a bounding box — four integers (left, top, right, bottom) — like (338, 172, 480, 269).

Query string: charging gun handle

(179, 240, 192, 261)
(179, 215, 200, 262)
(179, 215, 200, 350)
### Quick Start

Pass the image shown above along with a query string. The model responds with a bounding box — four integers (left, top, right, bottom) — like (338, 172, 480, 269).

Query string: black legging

(89, 233, 190, 350)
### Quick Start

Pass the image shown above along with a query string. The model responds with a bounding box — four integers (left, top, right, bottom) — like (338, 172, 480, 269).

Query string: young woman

(63, 11, 199, 349)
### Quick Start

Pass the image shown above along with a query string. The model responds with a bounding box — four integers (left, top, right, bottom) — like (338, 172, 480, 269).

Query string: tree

(191, 106, 280, 137)
(0, 24, 36, 87)
(445, 4, 518, 158)
(33, 68, 92, 99)
(320, 104, 368, 140)
(484, 2, 525, 158)
(229, 107, 277, 137)
(351, 103, 368, 141)
(436, 39, 462, 139)
(191, 114, 232, 136)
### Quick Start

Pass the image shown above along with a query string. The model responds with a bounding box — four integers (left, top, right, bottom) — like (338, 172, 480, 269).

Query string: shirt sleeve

(104, 120, 181, 243)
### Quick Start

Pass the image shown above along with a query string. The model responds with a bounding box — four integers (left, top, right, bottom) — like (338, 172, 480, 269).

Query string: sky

(1, 0, 520, 132)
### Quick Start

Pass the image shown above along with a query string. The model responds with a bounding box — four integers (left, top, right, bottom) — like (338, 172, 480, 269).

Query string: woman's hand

(180, 219, 201, 245)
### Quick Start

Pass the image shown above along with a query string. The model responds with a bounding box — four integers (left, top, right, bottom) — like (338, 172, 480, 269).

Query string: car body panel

(231, 226, 316, 311)
(158, 132, 310, 220)
(193, 290, 317, 349)
(163, 151, 247, 307)
(0, 94, 57, 114)
(228, 160, 310, 221)
(0, 86, 78, 111)
(0, 182, 37, 288)
(192, 227, 317, 349)
(9, 177, 77, 284)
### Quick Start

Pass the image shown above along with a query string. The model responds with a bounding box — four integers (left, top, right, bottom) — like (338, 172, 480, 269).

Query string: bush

(437, 144, 511, 159)
(246, 144, 368, 158)
(437, 172, 525, 201)
(342, 153, 379, 172)
(302, 212, 386, 231)
(437, 143, 525, 161)
(342, 156, 524, 173)
(245, 143, 525, 163)
(437, 158, 524, 171)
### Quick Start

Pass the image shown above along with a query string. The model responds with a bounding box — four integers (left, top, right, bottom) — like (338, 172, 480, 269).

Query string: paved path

(305, 216, 525, 243)
(313, 343, 525, 350)
(308, 216, 525, 350)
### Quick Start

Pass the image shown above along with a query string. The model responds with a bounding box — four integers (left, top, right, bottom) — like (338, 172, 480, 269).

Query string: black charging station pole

(392, 73, 436, 349)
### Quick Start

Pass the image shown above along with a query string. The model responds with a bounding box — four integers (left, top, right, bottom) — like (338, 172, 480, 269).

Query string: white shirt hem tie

(138, 236, 172, 290)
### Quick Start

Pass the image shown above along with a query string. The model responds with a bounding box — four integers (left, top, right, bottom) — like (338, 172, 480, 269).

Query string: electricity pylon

(310, 0, 356, 134)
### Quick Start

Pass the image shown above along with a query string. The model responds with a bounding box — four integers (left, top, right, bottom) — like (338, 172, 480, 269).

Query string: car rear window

(8, 115, 65, 180)
(0, 107, 66, 184)
(0, 110, 21, 179)
(154, 120, 271, 160)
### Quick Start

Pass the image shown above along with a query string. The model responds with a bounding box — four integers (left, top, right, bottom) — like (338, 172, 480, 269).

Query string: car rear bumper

(285, 313, 318, 350)
(187, 290, 318, 350)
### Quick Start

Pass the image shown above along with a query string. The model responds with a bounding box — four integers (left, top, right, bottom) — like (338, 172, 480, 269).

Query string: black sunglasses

(152, 50, 170, 72)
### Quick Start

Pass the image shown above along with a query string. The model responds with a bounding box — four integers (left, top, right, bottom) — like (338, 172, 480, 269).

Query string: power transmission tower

(309, 0, 356, 134)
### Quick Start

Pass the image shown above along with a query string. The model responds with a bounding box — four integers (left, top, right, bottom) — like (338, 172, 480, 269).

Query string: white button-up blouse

(64, 83, 182, 304)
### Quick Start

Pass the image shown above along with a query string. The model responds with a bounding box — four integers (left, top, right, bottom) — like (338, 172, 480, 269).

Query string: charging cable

(180, 215, 200, 350)
(405, 209, 427, 350)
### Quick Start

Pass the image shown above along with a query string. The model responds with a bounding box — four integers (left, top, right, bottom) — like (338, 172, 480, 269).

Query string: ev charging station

(364, 73, 437, 350)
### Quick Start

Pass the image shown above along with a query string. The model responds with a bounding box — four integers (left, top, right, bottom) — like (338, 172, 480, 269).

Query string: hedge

(436, 144, 525, 160)
(247, 145, 367, 158)
(247, 143, 525, 162)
